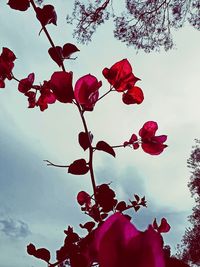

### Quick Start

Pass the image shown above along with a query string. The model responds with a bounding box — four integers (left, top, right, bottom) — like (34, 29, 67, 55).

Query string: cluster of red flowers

(1, 1, 173, 267)
(124, 121, 168, 155)
(27, 211, 171, 267)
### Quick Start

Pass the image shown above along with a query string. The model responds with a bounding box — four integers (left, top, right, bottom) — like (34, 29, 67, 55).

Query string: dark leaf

(96, 141, 115, 157)
(62, 43, 80, 58)
(133, 205, 140, 212)
(116, 201, 127, 212)
(68, 159, 89, 175)
(80, 221, 95, 232)
(7, 0, 30, 11)
(78, 132, 91, 151)
(27, 244, 50, 263)
(77, 191, 91, 206)
(101, 213, 108, 220)
(36, 248, 51, 262)
(134, 194, 140, 202)
(48, 46, 63, 66)
(36, 5, 57, 26)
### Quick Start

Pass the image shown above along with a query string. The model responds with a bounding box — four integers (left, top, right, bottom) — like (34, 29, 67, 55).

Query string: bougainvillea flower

(25, 91, 36, 108)
(139, 121, 167, 155)
(50, 71, 73, 103)
(7, 0, 30, 11)
(153, 218, 171, 233)
(36, 81, 56, 111)
(36, 5, 57, 27)
(74, 74, 102, 111)
(18, 73, 34, 93)
(122, 86, 144, 105)
(93, 213, 165, 267)
(102, 59, 140, 92)
(0, 47, 16, 88)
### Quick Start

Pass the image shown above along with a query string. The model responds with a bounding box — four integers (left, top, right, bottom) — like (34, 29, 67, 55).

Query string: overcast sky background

(0, 1, 200, 267)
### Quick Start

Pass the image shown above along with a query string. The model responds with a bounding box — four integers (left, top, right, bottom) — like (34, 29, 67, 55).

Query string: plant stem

(29, 0, 66, 72)
(77, 103, 97, 197)
(97, 86, 114, 102)
(44, 160, 69, 168)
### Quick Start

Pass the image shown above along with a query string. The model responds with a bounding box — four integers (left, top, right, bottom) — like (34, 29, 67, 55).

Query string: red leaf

(78, 132, 91, 151)
(158, 218, 171, 233)
(7, 0, 30, 11)
(48, 46, 63, 66)
(36, 5, 57, 27)
(134, 194, 140, 202)
(36, 248, 51, 262)
(80, 221, 95, 232)
(62, 43, 80, 58)
(77, 191, 91, 206)
(27, 244, 50, 263)
(68, 159, 89, 175)
(153, 218, 159, 230)
(96, 141, 115, 157)
(116, 201, 127, 212)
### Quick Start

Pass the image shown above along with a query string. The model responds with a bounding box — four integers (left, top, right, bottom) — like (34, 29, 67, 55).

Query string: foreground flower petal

(93, 213, 165, 267)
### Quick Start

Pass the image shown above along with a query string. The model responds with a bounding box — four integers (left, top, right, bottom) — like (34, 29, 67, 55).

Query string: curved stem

(96, 86, 114, 102)
(29, 0, 66, 72)
(44, 160, 69, 168)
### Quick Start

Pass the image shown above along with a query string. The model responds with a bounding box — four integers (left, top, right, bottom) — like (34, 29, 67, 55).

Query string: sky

(0, 1, 200, 267)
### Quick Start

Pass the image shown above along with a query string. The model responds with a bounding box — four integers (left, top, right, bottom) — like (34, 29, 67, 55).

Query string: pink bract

(50, 71, 74, 103)
(92, 213, 165, 267)
(102, 59, 140, 92)
(139, 121, 167, 155)
(0, 47, 16, 88)
(74, 74, 102, 111)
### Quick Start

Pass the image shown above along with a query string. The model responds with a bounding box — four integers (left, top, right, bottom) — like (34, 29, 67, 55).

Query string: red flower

(18, 73, 34, 93)
(103, 59, 144, 105)
(74, 74, 102, 111)
(36, 81, 56, 111)
(50, 71, 74, 103)
(92, 213, 165, 267)
(0, 47, 16, 88)
(139, 121, 167, 155)
(122, 86, 144, 105)
(103, 59, 140, 92)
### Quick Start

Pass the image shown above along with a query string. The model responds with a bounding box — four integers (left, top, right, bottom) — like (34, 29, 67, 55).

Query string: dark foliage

(178, 139, 200, 266)
(65, 0, 200, 52)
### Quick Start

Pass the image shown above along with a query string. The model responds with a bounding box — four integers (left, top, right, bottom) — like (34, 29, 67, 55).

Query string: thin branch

(29, 0, 66, 72)
(96, 86, 114, 102)
(44, 160, 69, 168)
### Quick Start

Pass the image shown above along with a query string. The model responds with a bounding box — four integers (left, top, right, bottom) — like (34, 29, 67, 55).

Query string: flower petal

(50, 71, 73, 103)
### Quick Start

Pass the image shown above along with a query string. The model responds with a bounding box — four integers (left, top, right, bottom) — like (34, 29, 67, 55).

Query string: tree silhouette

(65, 0, 200, 52)
(178, 139, 200, 266)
